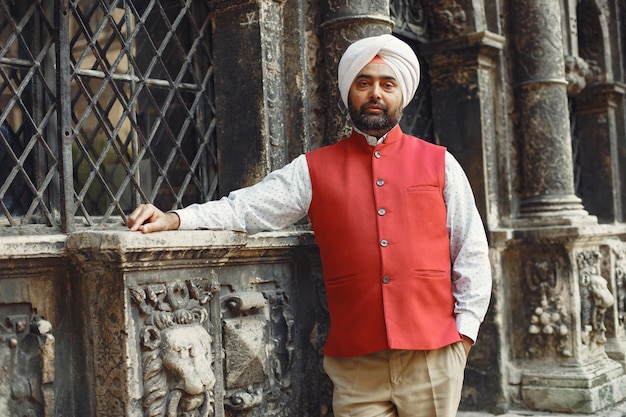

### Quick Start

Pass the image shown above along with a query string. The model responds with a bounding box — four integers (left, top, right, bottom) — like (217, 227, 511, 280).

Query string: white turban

(337, 34, 420, 109)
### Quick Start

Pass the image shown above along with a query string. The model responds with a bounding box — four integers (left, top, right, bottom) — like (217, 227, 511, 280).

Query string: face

(161, 324, 216, 396)
(348, 61, 404, 138)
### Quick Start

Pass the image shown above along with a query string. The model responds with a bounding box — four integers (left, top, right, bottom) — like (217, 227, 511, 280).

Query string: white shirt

(176, 135, 492, 343)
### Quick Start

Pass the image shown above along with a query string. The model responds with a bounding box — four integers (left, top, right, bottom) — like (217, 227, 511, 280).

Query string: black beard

(348, 99, 401, 138)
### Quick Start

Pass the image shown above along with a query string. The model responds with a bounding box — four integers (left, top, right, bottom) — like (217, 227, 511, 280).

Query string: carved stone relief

(512, 0, 565, 84)
(221, 288, 295, 415)
(425, 0, 468, 39)
(564, 55, 593, 96)
(524, 257, 572, 357)
(389, 0, 427, 40)
(131, 280, 217, 417)
(259, 0, 288, 171)
(0, 305, 54, 417)
(390, 0, 472, 41)
(613, 243, 626, 329)
(577, 250, 614, 347)
(130, 277, 296, 417)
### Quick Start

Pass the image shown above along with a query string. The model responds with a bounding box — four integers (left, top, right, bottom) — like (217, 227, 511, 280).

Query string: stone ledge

(0, 233, 67, 259)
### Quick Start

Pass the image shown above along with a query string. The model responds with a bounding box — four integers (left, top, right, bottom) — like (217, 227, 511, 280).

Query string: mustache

(360, 100, 388, 113)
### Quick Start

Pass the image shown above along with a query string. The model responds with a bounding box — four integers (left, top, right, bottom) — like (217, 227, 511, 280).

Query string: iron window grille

(0, 0, 217, 233)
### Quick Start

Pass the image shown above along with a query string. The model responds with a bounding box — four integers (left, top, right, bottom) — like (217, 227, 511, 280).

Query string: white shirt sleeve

(175, 154, 312, 234)
(444, 151, 493, 342)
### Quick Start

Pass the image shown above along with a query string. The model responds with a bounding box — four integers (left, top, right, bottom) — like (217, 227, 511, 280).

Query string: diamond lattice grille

(0, 0, 217, 231)
(0, 2, 59, 226)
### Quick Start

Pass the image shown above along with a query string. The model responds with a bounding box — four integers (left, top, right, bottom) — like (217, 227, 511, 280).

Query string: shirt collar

(353, 125, 400, 146)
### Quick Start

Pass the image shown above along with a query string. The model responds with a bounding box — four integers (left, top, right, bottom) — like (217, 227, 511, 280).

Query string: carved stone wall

(1, 0, 626, 416)
(65, 230, 330, 417)
(0, 235, 73, 416)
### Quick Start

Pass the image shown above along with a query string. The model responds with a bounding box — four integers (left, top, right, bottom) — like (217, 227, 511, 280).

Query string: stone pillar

(319, 0, 393, 144)
(505, 229, 626, 413)
(210, 0, 288, 192)
(511, 0, 592, 224)
(422, 31, 504, 229)
(504, 2, 626, 413)
(575, 83, 626, 222)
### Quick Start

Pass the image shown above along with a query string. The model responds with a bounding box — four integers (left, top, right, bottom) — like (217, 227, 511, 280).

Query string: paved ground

(457, 400, 626, 416)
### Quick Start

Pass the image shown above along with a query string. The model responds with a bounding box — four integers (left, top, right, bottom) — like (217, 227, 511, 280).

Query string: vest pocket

(412, 269, 449, 279)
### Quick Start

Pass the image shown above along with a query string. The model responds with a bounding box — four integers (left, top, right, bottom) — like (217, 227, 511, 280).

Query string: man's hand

(461, 335, 473, 357)
(127, 203, 180, 233)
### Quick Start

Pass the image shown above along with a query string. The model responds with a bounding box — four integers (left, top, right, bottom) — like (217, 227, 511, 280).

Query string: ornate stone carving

(425, 0, 467, 39)
(221, 289, 295, 415)
(512, 0, 565, 84)
(259, 0, 288, 171)
(565, 55, 592, 96)
(511, 0, 590, 221)
(0, 307, 54, 417)
(130, 280, 216, 417)
(578, 250, 614, 346)
(524, 257, 572, 357)
(389, 0, 427, 40)
(564, 54, 605, 97)
(613, 244, 626, 328)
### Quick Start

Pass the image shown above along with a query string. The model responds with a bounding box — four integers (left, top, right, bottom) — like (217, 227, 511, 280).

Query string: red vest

(306, 126, 461, 357)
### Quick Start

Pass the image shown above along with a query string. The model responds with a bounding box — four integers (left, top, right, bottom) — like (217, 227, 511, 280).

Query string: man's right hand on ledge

(127, 203, 180, 233)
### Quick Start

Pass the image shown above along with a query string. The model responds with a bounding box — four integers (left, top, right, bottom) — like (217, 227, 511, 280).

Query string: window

(0, 0, 217, 232)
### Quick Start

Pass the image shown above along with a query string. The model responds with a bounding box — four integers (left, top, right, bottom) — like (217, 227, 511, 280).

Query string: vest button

(380, 239, 388, 247)
(374, 151, 381, 159)
(382, 275, 391, 284)
(377, 208, 386, 216)
(376, 179, 385, 186)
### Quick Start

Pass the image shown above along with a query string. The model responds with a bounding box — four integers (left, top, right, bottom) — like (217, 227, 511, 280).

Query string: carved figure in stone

(614, 248, 626, 326)
(524, 257, 572, 357)
(587, 274, 614, 342)
(0, 313, 54, 417)
(578, 250, 614, 345)
(427, 1, 467, 39)
(131, 281, 215, 417)
(527, 293, 571, 357)
(564, 55, 603, 96)
(564, 55, 590, 96)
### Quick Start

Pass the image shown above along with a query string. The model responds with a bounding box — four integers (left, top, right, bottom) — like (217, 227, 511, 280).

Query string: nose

(369, 83, 382, 99)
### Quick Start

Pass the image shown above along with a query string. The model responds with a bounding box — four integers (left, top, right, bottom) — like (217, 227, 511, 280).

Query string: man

(128, 34, 492, 417)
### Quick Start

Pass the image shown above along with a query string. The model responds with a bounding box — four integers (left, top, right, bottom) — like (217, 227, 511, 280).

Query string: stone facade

(1, 0, 626, 416)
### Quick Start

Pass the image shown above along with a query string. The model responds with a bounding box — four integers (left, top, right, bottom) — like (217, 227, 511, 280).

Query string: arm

(128, 155, 312, 234)
(443, 152, 492, 345)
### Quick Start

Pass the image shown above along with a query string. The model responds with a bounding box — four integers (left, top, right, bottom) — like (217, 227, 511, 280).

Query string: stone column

(319, 0, 393, 144)
(575, 83, 626, 222)
(422, 31, 504, 229)
(210, 0, 288, 192)
(511, 0, 592, 224)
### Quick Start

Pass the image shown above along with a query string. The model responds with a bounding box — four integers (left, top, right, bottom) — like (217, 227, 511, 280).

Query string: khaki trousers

(323, 342, 467, 417)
